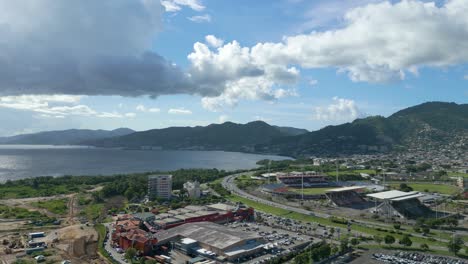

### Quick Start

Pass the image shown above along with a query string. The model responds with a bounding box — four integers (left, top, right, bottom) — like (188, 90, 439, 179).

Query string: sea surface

(0, 145, 291, 182)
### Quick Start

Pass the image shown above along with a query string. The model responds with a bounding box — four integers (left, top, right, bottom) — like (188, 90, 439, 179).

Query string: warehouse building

(156, 222, 266, 262)
(151, 203, 254, 230)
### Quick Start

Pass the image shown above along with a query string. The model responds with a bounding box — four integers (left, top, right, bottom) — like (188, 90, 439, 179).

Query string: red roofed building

(115, 229, 158, 255)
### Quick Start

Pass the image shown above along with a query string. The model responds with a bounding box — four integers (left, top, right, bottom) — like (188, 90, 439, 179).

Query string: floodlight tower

(267, 160, 271, 185)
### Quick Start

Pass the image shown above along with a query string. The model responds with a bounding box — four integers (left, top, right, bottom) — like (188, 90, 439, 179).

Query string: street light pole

(302, 173, 304, 201)
(336, 160, 339, 184)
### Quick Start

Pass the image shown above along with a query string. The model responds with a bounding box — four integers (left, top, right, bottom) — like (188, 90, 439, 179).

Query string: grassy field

(389, 183, 460, 195)
(84, 203, 105, 221)
(288, 187, 332, 195)
(32, 198, 69, 215)
(0, 185, 73, 199)
(448, 172, 468, 178)
(0, 205, 50, 220)
(325, 169, 376, 177)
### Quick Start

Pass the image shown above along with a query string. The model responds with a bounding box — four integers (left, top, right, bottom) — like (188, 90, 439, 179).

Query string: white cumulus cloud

(189, 40, 300, 111)
(205, 35, 224, 48)
(187, 0, 468, 111)
(136, 104, 161, 113)
(312, 97, 363, 122)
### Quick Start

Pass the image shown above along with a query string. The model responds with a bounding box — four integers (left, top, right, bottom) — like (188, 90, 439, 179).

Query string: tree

(374, 235, 383, 245)
(384, 235, 395, 246)
(399, 183, 413, 192)
(393, 223, 401, 230)
(448, 235, 464, 255)
(422, 227, 430, 234)
(399, 235, 412, 247)
(340, 238, 349, 253)
(125, 247, 137, 260)
(420, 243, 429, 251)
(350, 238, 359, 246)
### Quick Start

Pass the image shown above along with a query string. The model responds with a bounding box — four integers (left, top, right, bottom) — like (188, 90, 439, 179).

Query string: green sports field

(288, 187, 333, 195)
(389, 183, 460, 195)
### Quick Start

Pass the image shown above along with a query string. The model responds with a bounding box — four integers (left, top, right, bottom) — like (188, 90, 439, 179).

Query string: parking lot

(222, 214, 320, 264)
(348, 249, 468, 264)
(256, 211, 351, 241)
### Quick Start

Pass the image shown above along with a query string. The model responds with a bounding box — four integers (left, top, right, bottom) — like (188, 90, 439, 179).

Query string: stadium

(325, 186, 372, 209)
(366, 190, 436, 219)
(275, 171, 331, 188)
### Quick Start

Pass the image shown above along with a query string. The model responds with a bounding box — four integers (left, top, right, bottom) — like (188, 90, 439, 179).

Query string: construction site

(0, 192, 108, 264)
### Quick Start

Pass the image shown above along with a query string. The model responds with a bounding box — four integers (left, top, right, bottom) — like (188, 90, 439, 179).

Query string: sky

(0, 0, 467, 136)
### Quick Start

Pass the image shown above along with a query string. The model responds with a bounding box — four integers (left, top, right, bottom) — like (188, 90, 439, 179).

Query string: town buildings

(111, 203, 256, 258)
(184, 181, 201, 199)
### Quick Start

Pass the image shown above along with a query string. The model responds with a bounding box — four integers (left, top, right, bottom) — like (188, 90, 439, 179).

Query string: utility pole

(302, 171, 304, 201)
(336, 159, 339, 184)
(267, 159, 271, 185)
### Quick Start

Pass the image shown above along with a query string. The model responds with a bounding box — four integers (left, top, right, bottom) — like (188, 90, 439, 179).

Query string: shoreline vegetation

(0, 168, 238, 200)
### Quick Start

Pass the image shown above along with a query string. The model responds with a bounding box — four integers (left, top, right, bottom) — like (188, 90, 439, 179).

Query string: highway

(221, 172, 331, 219)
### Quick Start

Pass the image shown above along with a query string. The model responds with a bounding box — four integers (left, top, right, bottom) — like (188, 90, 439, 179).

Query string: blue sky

(0, 0, 467, 136)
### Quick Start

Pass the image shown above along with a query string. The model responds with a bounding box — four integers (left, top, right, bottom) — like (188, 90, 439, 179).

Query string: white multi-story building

(148, 174, 172, 200)
(183, 181, 201, 198)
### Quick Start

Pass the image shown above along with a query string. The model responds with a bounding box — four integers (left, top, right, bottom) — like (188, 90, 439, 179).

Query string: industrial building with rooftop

(110, 203, 256, 260)
(156, 221, 265, 262)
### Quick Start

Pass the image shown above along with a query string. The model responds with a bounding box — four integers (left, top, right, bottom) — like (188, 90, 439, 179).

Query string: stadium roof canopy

(366, 190, 420, 200)
(326, 186, 365, 193)
(390, 193, 425, 201)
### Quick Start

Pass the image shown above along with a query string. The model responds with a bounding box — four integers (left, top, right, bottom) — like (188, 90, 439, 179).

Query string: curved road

(221, 172, 467, 249)
(221, 172, 331, 219)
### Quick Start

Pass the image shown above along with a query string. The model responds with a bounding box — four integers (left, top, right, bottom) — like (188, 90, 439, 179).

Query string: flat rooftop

(156, 222, 262, 250)
(184, 205, 206, 211)
(367, 190, 420, 200)
(192, 210, 218, 217)
(390, 193, 425, 201)
(326, 186, 365, 193)
(156, 217, 183, 224)
(206, 203, 236, 211)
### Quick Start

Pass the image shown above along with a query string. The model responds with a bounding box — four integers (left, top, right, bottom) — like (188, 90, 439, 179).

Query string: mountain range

(83, 123, 308, 153)
(0, 102, 466, 157)
(263, 102, 468, 156)
(0, 128, 135, 145)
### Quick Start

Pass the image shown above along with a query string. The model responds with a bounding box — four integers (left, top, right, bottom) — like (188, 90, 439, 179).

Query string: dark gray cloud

(0, 0, 204, 97)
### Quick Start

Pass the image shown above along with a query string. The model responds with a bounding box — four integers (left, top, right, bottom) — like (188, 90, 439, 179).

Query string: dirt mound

(52, 224, 98, 258)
